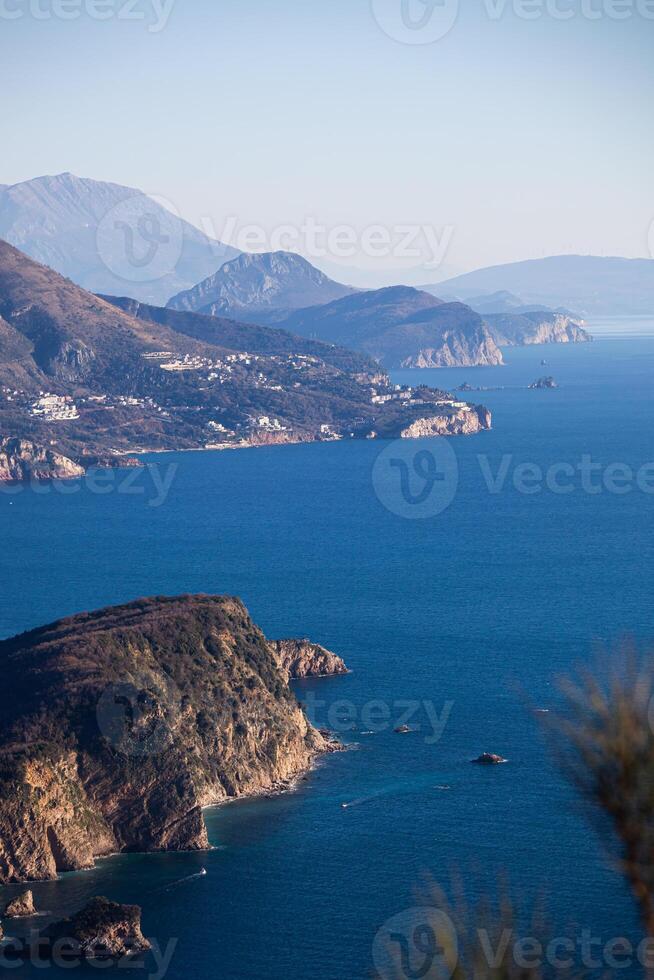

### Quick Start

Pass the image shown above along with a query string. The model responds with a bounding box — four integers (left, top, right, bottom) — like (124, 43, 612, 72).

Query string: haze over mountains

(432, 255, 654, 315)
(0, 240, 491, 478)
(0, 174, 239, 306)
(272, 284, 504, 369)
(168, 250, 591, 367)
(168, 250, 355, 319)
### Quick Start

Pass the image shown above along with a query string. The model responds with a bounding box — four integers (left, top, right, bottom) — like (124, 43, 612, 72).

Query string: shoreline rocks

(3, 898, 151, 962)
(3, 890, 36, 918)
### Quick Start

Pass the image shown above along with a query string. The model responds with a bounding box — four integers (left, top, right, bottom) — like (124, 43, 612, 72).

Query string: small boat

(394, 724, 411, 734)
(199, 868, 207, 876)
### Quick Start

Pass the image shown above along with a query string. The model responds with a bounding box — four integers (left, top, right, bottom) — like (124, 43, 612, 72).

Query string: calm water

(1, 332, 654, 978)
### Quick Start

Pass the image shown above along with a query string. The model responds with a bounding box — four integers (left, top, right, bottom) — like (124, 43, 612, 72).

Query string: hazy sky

(1, 0, 653, 279)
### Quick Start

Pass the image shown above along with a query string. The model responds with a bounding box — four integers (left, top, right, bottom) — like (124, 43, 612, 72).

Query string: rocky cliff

(270, 639, 349, 681)
(0, 438, 85, 482)
(399, 405, 491, 439)
(483, 311, 591, 347)
(274, 286, 504, 369)
(0, 595, 345, 884)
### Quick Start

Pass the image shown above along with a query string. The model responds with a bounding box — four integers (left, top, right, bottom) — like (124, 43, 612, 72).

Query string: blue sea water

(1, 331, 654, 979)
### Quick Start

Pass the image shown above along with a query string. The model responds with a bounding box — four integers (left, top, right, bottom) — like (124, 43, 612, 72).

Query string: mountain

(167, 250, 356, 318)
(432, 255, 654, 315)
(0, 594, 344, 883)
(272, 285, 504, 369)
(0, 241, 491, 477)
(426, 288, 592, 347)
(0, 173, 239, 305)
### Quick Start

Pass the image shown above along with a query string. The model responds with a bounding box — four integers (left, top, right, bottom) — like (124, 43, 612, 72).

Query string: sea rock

(471, 753, 507, 765)
(0, 438, 84, 483)
(0, 595, 340, 883)
(40, 897, 150, 959)
(528, 376, 558, 390)
(3, 890, 36, 918)
(270, 639, 349, 681)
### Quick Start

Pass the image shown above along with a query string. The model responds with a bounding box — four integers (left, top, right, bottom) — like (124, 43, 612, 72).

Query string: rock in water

(528, 376, 558, 390)
(0, 595, 342, 883)
(40, 897, 150, 959)
(471, 753, 507, 765)
(3, 890, 36, 917)
(270, 639, 349, 681)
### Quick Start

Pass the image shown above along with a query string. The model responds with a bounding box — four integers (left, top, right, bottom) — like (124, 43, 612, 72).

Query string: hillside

(434, 255, 654, 315)
(0, 595, 343, 883)
(168, 250, 355, 318)
(0, 241, 492, 478)
(0, 173, 239, 305)
(273, 285, 504, 368)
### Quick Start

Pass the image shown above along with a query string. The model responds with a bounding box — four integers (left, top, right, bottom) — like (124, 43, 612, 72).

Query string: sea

(1, 317, 653, 979)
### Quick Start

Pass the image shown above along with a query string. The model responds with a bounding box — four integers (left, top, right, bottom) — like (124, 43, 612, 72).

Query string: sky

(1, 0, 653, 282)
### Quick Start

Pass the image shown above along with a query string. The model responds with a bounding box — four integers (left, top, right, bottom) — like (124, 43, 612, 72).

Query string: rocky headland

(0, 438, 84, 482)
(270, 638, 349, 681)
(0, 595, 348, 884)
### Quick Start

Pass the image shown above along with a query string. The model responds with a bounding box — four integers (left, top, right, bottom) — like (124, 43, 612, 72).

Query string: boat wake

(159, 868, 208, 892)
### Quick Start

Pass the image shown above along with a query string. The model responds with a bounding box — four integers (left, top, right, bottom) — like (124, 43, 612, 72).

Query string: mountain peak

(0, 174, 240, 305)
(167, 249, 355, 319)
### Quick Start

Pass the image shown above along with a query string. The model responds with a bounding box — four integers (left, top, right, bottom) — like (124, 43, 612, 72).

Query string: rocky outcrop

(40, 897, 150, 959)
(3, 890, 36, 918)
(472, 753, 507, 765)
(0, 595, 339, 883)
(528, 376, 558, 389)
(484, 312, 591, 347)
(400, 406, 491, 439)
(399, 330, 503, 369)
(0, 438, 84, 482)
(270, 639, 349, 681)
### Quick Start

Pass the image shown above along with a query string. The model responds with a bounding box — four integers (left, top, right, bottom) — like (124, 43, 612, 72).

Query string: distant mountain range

(168, 250, 356, 319)
(0, 240, 491, 478)
(272, 284, 504, 368)
(168, 251, 594, 368)
(429, 256, 654, 315)
(168, 252, 502, 368)
(0, 173, 239, 306)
